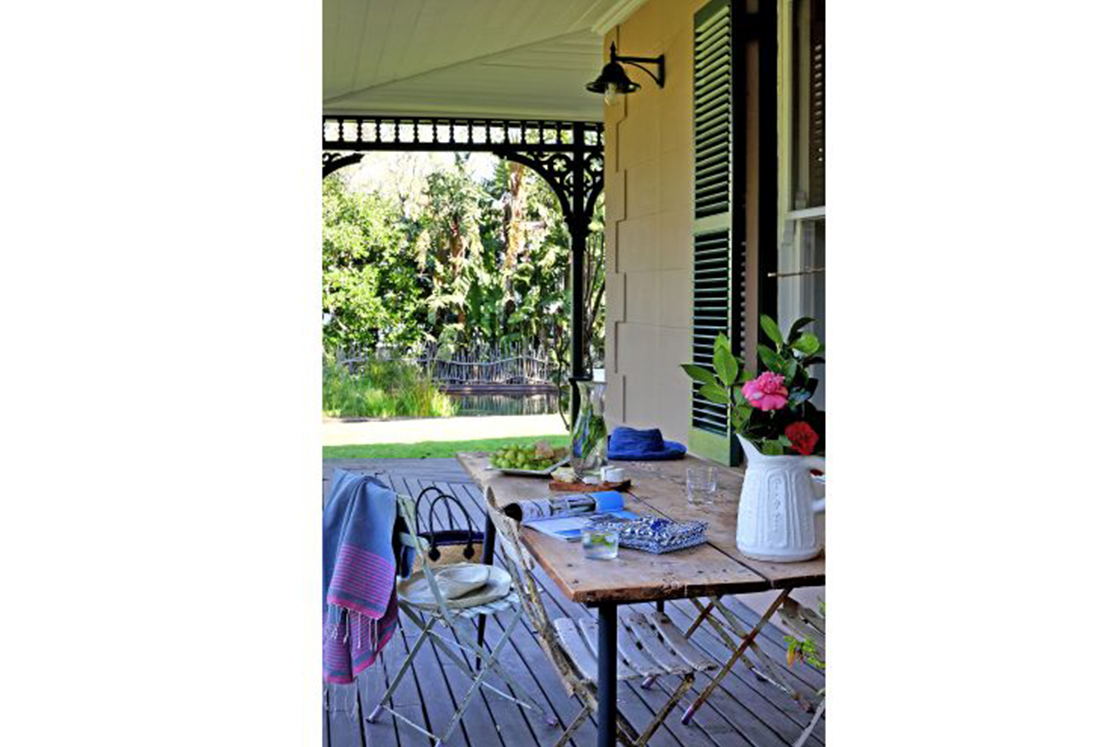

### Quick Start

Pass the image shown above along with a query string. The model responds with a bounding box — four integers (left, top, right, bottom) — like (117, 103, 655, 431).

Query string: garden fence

(338, 342, 557, 387)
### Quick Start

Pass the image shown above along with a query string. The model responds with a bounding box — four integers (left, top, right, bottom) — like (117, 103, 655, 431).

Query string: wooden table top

(457, 451, 825, 605)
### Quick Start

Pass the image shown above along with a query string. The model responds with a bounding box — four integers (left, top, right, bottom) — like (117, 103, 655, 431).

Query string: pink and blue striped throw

(323, 470, 401, 684)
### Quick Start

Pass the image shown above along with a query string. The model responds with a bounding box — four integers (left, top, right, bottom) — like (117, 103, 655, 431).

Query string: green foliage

(322, 175, 426, 352)
(784, 597, 825, 673)
(323, 434, 570, 459)
(784, 634, 825, 671)
(681, 315, 825, 455)
(322, 355, 457, 419)
(323, 156, 605, 368)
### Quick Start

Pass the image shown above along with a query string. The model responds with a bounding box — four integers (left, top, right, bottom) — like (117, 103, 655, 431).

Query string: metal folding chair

(366, 490, 553, 747)
(668, 592, 824, 725)
(488, 488, 718, 747)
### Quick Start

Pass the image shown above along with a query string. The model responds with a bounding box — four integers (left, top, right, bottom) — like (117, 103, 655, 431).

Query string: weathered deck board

(324, 459, 826, 747)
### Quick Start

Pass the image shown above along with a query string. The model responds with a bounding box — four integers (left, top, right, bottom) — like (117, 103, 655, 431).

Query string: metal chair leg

(681, 589, 790, 725)
(552, 704, 592, 747)
(367, 617, 435, 723)
(434, 609, 522, 746)
(636, 673, 695, 745)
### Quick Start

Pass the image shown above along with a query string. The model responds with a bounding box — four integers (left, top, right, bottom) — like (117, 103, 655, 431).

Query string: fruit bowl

(489, 442, 570, 477)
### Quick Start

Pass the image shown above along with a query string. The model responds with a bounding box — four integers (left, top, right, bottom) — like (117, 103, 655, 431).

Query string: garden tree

(498, 160, 526, 270)
(321, 174, 426, 353)
(321, 153, 605, 369)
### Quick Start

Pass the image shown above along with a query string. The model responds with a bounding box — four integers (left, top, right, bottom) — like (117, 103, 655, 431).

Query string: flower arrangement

(682, 315, 824, 456)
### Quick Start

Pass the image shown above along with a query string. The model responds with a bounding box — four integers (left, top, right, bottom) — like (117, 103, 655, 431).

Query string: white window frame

(777, 0, 824, 405)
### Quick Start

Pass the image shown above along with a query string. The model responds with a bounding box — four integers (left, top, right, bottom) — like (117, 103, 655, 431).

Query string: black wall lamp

(586, 42, 665, 105)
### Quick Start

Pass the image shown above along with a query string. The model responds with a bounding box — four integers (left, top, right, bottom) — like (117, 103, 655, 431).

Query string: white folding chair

(366, 491, 554, 747)
(488, 489, 718, 747)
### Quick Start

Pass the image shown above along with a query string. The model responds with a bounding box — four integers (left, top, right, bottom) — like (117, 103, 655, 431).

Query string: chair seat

(553, 609, 717, 684)
(397, 564, 520, 620)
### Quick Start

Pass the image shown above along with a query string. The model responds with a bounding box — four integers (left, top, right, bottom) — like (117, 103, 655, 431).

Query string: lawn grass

(323, 434, 569, 459)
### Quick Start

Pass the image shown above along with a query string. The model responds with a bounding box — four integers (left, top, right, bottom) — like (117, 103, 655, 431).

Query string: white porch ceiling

(323, 0, 646, 121)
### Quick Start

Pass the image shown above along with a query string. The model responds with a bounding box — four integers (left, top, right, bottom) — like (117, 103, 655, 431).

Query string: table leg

(597, 603, 618, 747)
(475, 513, 497, 669)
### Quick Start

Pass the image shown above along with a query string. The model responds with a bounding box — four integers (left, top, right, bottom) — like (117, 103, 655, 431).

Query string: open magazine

(502, 490, 638, 541)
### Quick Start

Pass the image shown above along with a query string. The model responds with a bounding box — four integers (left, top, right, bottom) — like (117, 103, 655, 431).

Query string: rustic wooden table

(457, 451, 825, 747)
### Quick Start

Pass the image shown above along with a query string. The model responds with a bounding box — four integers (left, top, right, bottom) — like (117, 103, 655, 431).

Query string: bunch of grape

(491, 444, 556, 471)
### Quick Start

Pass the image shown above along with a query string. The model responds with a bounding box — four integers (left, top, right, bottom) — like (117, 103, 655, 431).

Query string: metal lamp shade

(585, 60, 641, 95)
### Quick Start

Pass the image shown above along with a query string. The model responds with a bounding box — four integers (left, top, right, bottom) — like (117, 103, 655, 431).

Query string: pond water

(448, 391, 560, 416)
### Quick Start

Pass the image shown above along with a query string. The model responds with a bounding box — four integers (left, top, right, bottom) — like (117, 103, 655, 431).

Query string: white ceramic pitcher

(735, 434, 825, 562)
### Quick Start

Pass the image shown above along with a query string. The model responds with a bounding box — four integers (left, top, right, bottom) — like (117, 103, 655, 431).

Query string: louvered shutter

(808, 0, 825, 207)
(689, 0, 746, 465)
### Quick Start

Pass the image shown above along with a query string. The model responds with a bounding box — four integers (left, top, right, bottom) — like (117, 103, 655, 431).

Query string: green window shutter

(689, 0, 747, 465)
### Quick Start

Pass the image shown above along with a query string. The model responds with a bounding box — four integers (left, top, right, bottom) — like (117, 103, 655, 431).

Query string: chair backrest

(485, 487, 587, 695)
(393, 492, 459, 619)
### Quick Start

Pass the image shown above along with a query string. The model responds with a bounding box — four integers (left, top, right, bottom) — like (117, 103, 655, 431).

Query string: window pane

(777, 218, 824, 408)
(793, 0, 824, 209)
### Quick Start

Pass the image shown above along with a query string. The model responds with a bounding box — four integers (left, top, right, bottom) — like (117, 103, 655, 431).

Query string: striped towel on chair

(323, 470, 400, 684)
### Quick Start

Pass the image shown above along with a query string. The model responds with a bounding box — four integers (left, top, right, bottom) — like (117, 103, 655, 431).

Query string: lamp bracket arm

(617, 55, 665, 88)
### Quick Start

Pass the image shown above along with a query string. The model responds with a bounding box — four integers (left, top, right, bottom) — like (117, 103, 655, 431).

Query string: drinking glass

(686, 467, 718, 506)
(581, 527, 620, 560)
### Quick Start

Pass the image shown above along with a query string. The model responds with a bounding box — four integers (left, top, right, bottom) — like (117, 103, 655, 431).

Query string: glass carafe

(571, 380, 607, 475)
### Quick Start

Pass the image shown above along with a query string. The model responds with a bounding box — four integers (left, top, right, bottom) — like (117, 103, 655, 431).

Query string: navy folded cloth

(607, 427, 687, 461)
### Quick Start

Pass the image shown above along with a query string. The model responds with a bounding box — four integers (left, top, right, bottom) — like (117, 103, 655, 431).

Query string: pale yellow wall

(603, 0, 711, 445)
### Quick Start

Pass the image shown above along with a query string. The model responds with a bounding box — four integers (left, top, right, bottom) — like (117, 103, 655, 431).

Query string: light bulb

(603, 82, 620, 106)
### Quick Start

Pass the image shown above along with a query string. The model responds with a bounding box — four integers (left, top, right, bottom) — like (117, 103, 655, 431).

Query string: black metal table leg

(475, 514, 497, 668)
(597, 603, 618, 747)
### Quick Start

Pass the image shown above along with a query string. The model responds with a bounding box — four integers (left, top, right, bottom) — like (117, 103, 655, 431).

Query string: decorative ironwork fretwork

(498, 149, 604, 225)
(323, 116, 602, 152)
(323, 152, 364, 178)
(322, 115, 604, 227)
(321, 114, 605, 401)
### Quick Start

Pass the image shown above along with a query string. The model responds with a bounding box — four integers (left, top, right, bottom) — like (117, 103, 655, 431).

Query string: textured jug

(735, 435, 825, 562)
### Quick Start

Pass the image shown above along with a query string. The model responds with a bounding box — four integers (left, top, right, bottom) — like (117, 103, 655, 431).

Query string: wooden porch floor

(323, 459, 825, 747)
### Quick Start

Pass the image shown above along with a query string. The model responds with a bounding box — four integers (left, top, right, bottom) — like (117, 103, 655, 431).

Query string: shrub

(322, 355, 457, 419)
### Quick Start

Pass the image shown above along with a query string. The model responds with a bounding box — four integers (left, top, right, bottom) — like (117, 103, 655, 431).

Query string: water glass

(581, 527, 620, 560)
(687, 467, 718, 506)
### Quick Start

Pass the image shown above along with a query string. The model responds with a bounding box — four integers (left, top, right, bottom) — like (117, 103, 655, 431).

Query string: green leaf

(699, 383, 731, 404)
(760, 314, 784, 346)
(760, 439, 785, 456)
(783, 357, 799, 381)
(731, 406, 749, 430)
(788, 317, 815, 338)
(713, 344, 739, 387)
(681, 364, 718, 386)
(791, 332, 821, 356)
(757, 345, 785, 373)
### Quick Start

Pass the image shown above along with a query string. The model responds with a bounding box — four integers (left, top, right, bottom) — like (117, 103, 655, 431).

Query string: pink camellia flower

(741, 371, 789, 411)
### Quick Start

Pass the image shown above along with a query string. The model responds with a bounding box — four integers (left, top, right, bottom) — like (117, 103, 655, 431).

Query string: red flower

(784, 422, 819, 456)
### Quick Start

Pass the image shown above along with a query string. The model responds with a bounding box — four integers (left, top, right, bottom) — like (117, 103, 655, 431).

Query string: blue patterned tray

(584, 515, 707, 554)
